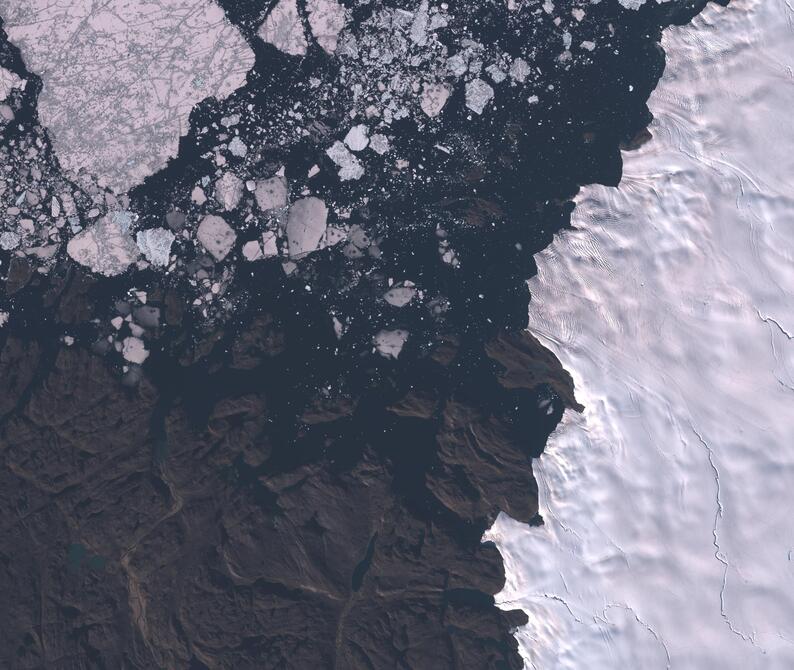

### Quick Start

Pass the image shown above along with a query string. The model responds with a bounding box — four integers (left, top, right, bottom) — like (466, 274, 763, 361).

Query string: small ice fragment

(242, 240, 264, 261)
(215, 172, 244, 211)
(191, 186, 207, 205)
(509, 57, 530, 83)
(255, 176, 289, 212)
(262, 230, 279, 257)
(122, 336, 149, 364)
(332, 316, 344, 340)
(166, 210, 186, 231)
(618, 0, 646, 8)
(258, 0, 308, 56)
(197, 214, 236, 261)
(384, 285, 417, 308)
(51, 197, 61, 218)
(136, 228, 175, 267)
(286, 197, 328, 258)
(228, 136, 248, 157)
(465, 79, 494, 115)
(446, 54, 467, 77)
(486, 64, 507, 84)
(344, 124, 369, 152)
(0, 311, 10, 328)
(133, 306, 161, 328)
(420, 83, 451, 118)
(374, 329, 409, 359)
(326, 141, 364, 181)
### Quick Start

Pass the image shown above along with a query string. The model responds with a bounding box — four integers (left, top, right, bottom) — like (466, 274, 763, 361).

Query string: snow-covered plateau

(485, 1, 794, 667)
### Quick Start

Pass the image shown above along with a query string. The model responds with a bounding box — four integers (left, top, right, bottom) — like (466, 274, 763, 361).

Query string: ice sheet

(485, 1, 794, 667)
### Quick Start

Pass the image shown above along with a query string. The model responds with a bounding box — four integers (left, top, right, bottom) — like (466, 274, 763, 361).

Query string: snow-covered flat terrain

(485, 1, 794, 667)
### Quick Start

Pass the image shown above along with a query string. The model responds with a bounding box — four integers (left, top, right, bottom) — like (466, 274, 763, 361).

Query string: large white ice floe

(0, 0, 254, 193)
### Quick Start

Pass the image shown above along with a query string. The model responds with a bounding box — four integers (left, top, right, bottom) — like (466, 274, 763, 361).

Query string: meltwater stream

(486, 1, 794, 668)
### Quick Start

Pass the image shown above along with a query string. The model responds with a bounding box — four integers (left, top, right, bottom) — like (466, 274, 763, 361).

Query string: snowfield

(485, 1, 794, 667)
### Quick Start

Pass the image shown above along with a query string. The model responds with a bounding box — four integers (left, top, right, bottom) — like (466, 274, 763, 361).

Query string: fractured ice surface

(0, 0, 254, 193)
(486, 1, 794, 667)
(136, 228, 175, 268)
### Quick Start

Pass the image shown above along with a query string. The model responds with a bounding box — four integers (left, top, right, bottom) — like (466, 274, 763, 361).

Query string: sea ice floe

(258, 0, 308, 56)
(307, 0, 347, 54)
(287, 197, 328, 258)
(369, 134, 390, 155)
(227, 136, 248, 158)
(465, 78, 494, 115)
(344, 125, 370, 152)
(191, 186, 207, 205)
(255, 176, 289, 212)
(242, 240, 264, 261)
(0, 231, 20, 250)
(0, 66, 24, 101)
(0, 0, 253, 193)
(67, 216, 139, 276)
(509, 57, 530, 83)
(197, 214, 236, 261)
(327, 141, 365, 180)
(374, 329, 409, 359)
(262, 230, 279, 258)
(420, 83, 452, 118)
(122, 336, 149, 364)
(383, 285, 417, 308)
(136, 228, 175, 267)
(215, 172, 244, 211)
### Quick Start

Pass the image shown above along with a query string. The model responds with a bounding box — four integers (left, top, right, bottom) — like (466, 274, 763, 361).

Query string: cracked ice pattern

(485, 0, 794, 667)
(0, 0, 254, 193)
